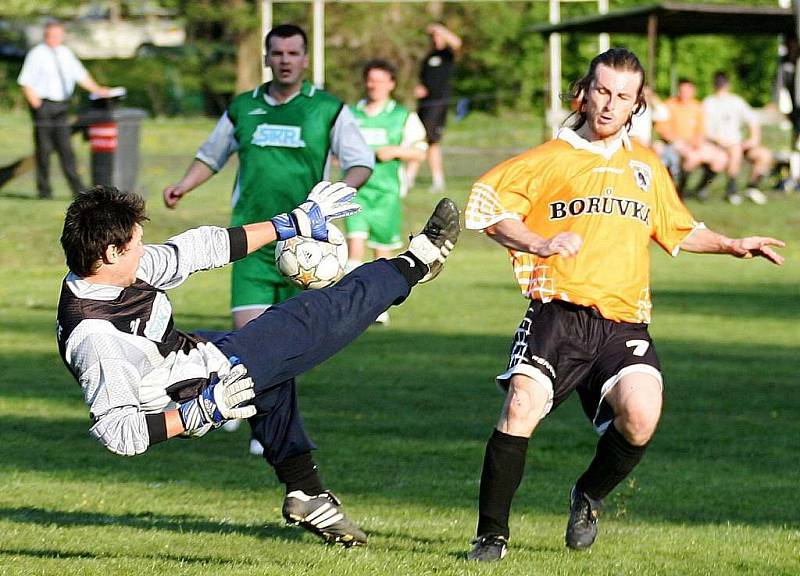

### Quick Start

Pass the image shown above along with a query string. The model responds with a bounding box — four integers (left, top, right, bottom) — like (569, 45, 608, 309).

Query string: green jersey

(195, 80, 373, 308)
(227, 80, 343, 228)
(350, 99, 410, 198)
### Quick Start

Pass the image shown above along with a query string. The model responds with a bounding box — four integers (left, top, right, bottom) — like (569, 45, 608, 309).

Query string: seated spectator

(655, 78, 727, 199)
(630, 87, 678, 174)
(774, 34, 800, 192)
(703, 71, 773, 205)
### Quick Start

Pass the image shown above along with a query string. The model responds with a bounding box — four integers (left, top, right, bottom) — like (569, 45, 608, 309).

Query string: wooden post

(262, 0, 273, 82)
(647, 13, 657, 84)
(669, 36, 677, 95)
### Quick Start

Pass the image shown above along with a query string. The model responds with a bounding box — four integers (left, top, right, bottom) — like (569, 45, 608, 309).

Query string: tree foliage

(0, 0, 786, 114)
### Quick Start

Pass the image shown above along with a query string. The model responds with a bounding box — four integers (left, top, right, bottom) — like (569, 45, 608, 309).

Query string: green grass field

(0, 113, 798, 575)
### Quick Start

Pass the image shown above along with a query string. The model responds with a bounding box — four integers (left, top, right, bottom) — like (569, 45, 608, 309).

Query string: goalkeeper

(56, 182, 460, 547)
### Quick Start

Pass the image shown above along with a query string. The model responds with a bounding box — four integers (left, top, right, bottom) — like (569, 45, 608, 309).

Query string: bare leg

(428, 143, 445, 191)
(234, 307, 268, 330)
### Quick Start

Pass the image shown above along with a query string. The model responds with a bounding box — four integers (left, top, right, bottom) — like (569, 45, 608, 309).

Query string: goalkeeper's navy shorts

(205, 259, 408, 462)
(496, 299, 663, 434)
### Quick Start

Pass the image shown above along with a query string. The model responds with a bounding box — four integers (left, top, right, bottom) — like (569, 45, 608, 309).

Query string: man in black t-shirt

(407, 23, 462, 193)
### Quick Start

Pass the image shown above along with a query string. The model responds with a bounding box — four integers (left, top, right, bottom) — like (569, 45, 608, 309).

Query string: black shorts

(417, 100, 449, 143)
(497, 300, 662, 432)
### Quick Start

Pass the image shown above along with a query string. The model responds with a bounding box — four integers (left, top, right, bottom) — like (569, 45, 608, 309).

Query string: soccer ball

(275, 223, 348, 290)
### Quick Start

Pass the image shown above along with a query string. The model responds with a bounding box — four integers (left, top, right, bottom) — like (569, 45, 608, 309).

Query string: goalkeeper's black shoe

(408, 197, 461, 283)
(282, 490, 367, 547)
(565, 485, 603, 550)
(467, 534, 508, 562)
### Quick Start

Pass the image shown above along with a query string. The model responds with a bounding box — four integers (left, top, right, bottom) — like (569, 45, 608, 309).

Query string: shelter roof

(530, 2, 795, 37)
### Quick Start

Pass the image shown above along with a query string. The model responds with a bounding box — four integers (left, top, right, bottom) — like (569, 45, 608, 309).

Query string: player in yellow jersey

(464, 48, 785, 562)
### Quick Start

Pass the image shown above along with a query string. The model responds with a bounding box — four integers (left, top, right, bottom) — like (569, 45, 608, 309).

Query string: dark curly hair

(60, 185, 148, 277)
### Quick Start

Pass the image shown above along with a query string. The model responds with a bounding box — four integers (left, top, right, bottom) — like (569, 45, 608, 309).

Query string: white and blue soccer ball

(275, 222, 348, 290)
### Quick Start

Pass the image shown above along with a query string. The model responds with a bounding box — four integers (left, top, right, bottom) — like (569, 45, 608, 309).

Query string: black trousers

(31, 100, 83, 198)
(202, 259, 410, 465)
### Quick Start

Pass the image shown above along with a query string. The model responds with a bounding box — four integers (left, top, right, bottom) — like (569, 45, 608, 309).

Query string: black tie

(50, 47, 70, 101)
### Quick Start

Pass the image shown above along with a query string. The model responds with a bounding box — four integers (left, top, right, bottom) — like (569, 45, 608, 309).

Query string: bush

(87, 44, 234, 117)
(0, 58, 25, 110)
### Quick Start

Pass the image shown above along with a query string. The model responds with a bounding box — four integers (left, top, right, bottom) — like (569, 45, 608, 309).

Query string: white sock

(345, 259, 362, 274)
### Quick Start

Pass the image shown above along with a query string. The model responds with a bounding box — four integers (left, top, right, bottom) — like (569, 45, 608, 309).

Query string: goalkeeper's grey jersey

(56, 226, 243, 456)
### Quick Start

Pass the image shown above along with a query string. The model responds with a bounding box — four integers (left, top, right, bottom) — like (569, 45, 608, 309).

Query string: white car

(24, 4, 185, 60)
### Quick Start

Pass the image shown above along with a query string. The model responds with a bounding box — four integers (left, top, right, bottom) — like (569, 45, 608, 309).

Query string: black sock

(694, 166, 718, 192)
(274, 452, 325, 495)
(388, 252, 427, 287)
(575, 424, 648, 501)
(676, 171, 689, 195)
(476, 429, 529, 539)
(748, 174, 765, 188)
(726, 177, 738, 196)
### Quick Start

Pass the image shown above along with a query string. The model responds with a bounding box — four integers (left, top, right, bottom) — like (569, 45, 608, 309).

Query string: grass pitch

(0, 113, 798, 575)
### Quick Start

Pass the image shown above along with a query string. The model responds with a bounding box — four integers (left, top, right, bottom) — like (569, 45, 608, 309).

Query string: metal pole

(669, 37, 677, 95)
(549, 0, 561, 138)
(597, 0, 609, 53)
(262, 0, 273, 82)
(647, 13, 657, 84)
(313, 0, 325, 87)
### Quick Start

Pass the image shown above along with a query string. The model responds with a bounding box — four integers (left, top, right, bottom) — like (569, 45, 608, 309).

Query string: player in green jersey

(161, 24, 374, 545)
(164, 25, 373, 329)
(347, 59, 427, 325)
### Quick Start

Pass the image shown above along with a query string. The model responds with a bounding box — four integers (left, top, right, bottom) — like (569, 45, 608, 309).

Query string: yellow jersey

(466, 128, 701, 323)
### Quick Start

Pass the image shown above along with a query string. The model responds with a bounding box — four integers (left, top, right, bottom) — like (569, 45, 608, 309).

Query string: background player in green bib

(161, 24, 374, 545)
(347, 59, 427, 324)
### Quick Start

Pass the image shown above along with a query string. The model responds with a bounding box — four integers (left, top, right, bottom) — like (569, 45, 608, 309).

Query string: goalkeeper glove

(178, 364, 257, 434)
(271, 181, 361, 242)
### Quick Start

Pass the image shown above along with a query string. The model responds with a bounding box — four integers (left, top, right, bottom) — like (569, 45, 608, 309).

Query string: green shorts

(231, 244, 301, 311)
(345, 187, 403, 249)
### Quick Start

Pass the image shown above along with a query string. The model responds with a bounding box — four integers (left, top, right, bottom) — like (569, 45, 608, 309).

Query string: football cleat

(744, 187, 768, 205)
(408, 197, 461, 283)
(725, 192, 744, 206)
(282, 490, 367, 547)
(565, 485, 603, 550)
(467, 534, 508, 562)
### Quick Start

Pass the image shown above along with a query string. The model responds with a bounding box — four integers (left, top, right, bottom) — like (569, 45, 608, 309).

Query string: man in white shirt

(17, 19, 110, 198)
(703, 71, 772, 205)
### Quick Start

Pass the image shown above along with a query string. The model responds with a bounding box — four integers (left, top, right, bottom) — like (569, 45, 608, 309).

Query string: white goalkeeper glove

(178, 364, 257, 434)
(271, 181, 361, 242)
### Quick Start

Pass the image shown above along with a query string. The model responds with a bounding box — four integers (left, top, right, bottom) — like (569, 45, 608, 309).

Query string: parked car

(0, 19, 27, 59)
(2, 2, 185, 61)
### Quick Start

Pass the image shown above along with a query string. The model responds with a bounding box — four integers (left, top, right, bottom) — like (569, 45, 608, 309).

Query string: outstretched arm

(164, 113, 238, 208)
(163, 160, 215, 208)
(485, 218, 582, 258)
(679, 227, 785, 265)
(77, 73, 110, 98)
